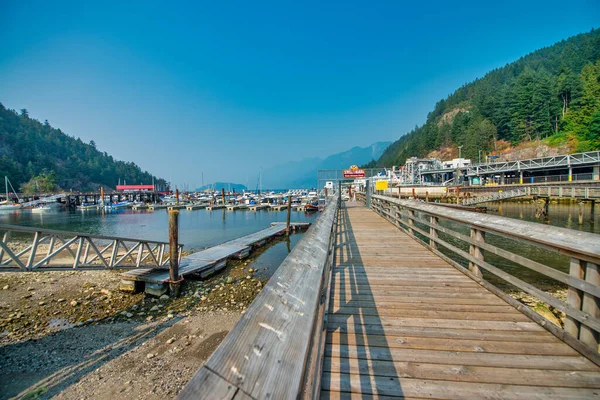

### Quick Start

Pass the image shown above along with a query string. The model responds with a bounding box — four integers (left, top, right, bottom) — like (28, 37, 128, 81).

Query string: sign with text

(375, 180, 389, 190)
(343, 165, 366, 178)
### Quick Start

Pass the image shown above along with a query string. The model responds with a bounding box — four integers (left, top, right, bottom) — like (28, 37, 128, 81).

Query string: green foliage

(378, 29, 600, 166)
(0, 104, 166, 191)
(20, 172, 58, 193)
(360, 159, 377, 169)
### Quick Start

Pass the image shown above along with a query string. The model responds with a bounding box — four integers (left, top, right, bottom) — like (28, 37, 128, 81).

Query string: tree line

(0, 104, 166, 192)
(378, 28, 600, 167)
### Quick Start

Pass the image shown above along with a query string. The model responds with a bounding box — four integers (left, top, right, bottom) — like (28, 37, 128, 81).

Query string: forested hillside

(0, 104, 166, 192)
(378, 29, 600, 166)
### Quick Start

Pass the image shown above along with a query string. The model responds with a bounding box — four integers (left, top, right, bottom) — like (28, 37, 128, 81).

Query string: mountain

(0, 103, 167, 192)
(263, 141, 391, 188)
(196, 182, 247, 192)
(377, 29, 600, 167)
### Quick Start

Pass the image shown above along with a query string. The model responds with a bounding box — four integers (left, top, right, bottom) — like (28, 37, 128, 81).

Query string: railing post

(430, 216, 438, 249)
(286, 194, 292, 236)
(468, 228, 484, 278)
(408, 209, 414, 236)
(366, 180, 371, 208)
(169, 209, 181, 297)
(581, 262, 600, 350)
(566, 258, 584, 338)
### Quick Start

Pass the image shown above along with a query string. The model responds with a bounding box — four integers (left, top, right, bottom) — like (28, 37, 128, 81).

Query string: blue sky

(1, 1, 598, 188)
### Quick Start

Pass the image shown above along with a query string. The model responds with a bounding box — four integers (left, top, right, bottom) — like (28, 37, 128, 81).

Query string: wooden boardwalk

(322, 202, 600, 399)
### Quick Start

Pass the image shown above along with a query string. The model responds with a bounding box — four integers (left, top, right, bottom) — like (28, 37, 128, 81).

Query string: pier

(180, 192, 600, 399)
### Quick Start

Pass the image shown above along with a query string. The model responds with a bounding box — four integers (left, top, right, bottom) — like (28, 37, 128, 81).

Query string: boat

(31, 205, 52, 213)
(0, 177, 21, 211)
(78, 203, 101, 210)
(104, 200, 132, 210)
(304, 200, 319, 212)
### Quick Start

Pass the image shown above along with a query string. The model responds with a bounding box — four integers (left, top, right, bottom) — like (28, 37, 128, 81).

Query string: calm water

(0, 208, 318, 251)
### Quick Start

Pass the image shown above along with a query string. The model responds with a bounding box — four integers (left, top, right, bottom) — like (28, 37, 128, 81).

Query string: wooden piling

(579, 202, 584, 225)
(286, 194, 292, 236)
(169, 210, 181, 297)
(100, 186, 104, 206)
(222, 188, 226, 205)
(176, 189, 180, 205)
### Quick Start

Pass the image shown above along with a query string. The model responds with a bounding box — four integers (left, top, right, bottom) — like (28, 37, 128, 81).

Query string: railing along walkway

(322, 202, 600, 399)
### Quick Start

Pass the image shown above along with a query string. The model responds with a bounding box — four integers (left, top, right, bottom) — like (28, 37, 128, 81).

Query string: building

(116, 185, 155, 192)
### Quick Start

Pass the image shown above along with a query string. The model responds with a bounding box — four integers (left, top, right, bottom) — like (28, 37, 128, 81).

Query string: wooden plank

(330, 306, 530, 322)
(330, 299, 520, 313)
(326, 332, 577, 356)
(326, 345, 597, 371)
(327, 314, 545, 331)
(178, 367, 237, 400)
(321, 372, 600, 399)
(323, 357, 600, 388)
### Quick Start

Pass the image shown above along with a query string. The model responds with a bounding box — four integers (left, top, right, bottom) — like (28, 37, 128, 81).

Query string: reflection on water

(0, 208, 318, 250)
(249, 235, 304, 279)
(490, 201, 600, 234)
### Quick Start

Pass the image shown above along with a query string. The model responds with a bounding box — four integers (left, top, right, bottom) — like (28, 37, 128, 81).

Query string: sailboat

(0, 177, 21, 211)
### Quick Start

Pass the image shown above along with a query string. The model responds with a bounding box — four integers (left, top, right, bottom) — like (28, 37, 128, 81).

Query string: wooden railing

(0, 224, 182, 271)
(358, 193, 600, 362)
(179, 197, 339, 399)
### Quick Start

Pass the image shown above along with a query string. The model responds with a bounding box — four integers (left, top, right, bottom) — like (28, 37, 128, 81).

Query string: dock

(131, 204, 149, 210)
(269, 204, 288, 211)
(186, 204, 207, 210)
(167, 204, 186, 211)
(249, 204, 269, 211)
(180, 195, 600, 399)
(120, 224, 290, 295)
(148, 204, 169, 211)
(206, 204, 226, 211)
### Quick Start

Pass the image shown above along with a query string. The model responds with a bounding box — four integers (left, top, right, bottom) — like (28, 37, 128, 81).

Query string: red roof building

(116, 185, 155, 192)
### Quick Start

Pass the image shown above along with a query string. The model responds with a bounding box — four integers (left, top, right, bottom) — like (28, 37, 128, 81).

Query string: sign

(343, 165, 365, 178)
(375, 180, 388, 190)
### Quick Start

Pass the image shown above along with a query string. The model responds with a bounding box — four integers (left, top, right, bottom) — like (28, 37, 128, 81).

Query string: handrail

(0, 224, 182, 271)
(179, 198, 339, 399)
(356, 192, 600, 362)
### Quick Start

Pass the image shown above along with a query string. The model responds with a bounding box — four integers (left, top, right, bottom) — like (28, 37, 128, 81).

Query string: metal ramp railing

(463, 188, 528, 205)
(20, 193, 68, 207)
(0, 224, 182, 271)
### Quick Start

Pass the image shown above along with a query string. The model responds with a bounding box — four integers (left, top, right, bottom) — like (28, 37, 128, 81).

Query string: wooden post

(222, 188, 226, 205)
(592, 200, 596, 224)
(169, 210, 181, 297)
(408, 209, 414, 236)
(425, 191, 429, 203)
(176, 189, 179, 205)
(286, 194, 292, 236)
(565, 258, 584, 338)
(430, 216, 438, 249)
(468, 228, 484, 278)
(580, 262, 600, 351)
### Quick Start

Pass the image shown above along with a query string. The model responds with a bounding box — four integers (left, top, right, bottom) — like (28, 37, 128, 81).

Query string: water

(0, 208, 318, 251)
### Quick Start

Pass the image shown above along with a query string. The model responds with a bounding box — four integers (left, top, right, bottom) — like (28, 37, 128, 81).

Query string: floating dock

(120, 224, 310, 295)
(206, 204, 226, 211)
(148, 204, 169, 211)
(132, 204, 149, 210)
(186, 204, 208, 210)
(249, 204, 269, 211)
(167, 204, 186, 211)
(269, 204, 289, 211)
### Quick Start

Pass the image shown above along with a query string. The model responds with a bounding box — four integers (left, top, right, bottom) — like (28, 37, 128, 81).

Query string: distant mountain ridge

(263, 141, 391, 188)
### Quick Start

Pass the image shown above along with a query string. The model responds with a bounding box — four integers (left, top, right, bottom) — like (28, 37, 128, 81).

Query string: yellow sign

(375, 180, 388, 190)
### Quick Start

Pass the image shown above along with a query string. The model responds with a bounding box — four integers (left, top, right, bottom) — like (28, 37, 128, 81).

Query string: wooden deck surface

(321, 202, 600, 399)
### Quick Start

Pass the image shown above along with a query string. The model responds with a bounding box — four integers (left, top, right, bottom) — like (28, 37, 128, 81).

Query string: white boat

(78, 203, 101, 210)
(0, 177, 21, 211)
(104, 200, 132, 210)
(31, 205, 52, 213)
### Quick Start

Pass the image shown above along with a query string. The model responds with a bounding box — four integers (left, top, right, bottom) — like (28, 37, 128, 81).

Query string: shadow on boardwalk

(323, 202, 403, 397)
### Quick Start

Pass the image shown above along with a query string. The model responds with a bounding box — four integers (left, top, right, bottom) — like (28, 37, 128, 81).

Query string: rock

(167, 313, 174, 319)
(70, 300, 78, 307)
(246, 276, 251, 280)
(159, 295, 169, 301)
(166, 338, 175, 344)
(38, 301, 45, 306)
(146, 316, 154, 322)
(125, 312, 133, 318)
(57, 298, 65, 303)
(100, 289, 111, 296)
(2, 285, 8, 290)
(150, 306, 159, 312)
(248, 268, 254, 273)
(146, 353, 155, 359)
(226, 277, 233, 284)
(27, 287, 35, 291)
